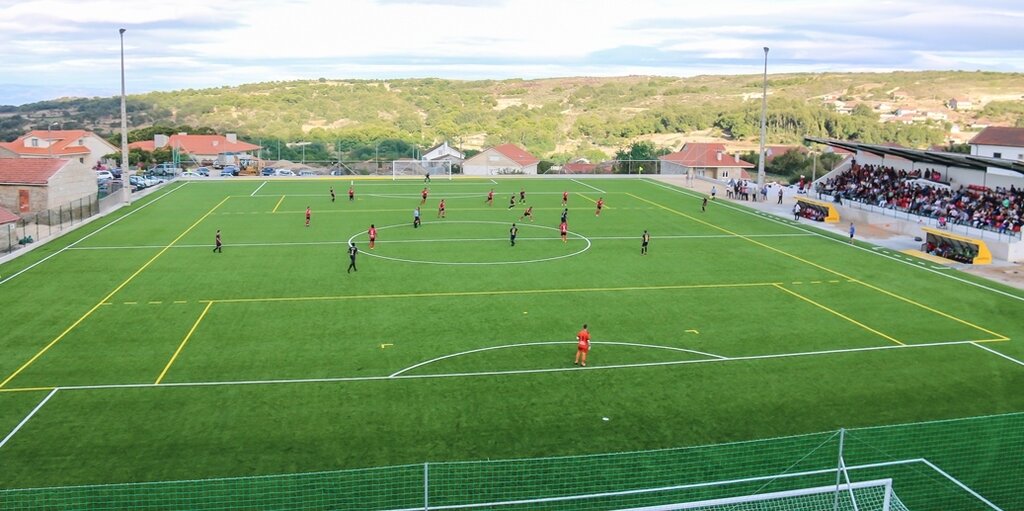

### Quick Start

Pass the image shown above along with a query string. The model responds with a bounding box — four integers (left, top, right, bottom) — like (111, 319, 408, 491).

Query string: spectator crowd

(819, 162, 1023, 236)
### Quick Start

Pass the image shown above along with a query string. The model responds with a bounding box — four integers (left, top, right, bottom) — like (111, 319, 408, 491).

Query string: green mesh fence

(1, 412, 1020, 510)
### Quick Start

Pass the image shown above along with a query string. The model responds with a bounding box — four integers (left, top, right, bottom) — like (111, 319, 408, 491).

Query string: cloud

(1, 0, 1023, 105)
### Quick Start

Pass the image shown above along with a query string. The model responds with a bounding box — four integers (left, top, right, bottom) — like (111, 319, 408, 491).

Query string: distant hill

(1, 71, 1023, 160)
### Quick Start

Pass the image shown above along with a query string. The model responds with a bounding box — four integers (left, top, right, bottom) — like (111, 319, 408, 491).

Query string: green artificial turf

(1, 177, 1022, 495)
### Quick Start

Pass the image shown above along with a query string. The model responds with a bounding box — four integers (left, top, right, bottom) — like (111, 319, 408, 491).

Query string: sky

(1, 0, 1023, 105)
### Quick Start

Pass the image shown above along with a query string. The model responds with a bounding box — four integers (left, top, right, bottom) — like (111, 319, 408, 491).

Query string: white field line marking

(250, 181, 267, 196)
(972, 342, 1024, 367)
(0, 182, 189, 286)
(920, 459, 1004, 511)
(571, 178, 605, 194)
(389, 341, 727, 377)
(65, 233, 816, 251)
(252, 191, 570, 198)
(490, 178, 498, 184)
(35, 339, 983, 394)
(644, 179, 1024, 303)
(0, 388, 59, 450)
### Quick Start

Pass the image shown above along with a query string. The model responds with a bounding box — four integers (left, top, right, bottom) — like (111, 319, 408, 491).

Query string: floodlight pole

(757, 46, 769, 189)
(119, 28, 131, 205)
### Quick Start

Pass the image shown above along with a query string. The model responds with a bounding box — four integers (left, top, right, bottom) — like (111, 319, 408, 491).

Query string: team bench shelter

(795, 196, 840, 223)
(919, 227, 992, 265)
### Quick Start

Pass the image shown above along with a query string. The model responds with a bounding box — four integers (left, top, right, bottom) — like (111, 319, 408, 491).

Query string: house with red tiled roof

(659, 143, 754, 180)
(462, 144, 539, 175)
(128, 133, 261, 166)
(562, 162, 598, 174)
(0, 130, 117, 171)
(0, 158, 96, 214)
(969, 127, 1024, 161)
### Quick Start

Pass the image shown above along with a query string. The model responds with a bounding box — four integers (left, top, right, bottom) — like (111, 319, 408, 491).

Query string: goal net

(614, 479, 908, 511)
(392, 160, 452, 180)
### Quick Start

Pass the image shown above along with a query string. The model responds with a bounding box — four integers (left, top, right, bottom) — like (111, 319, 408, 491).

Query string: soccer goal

(614, 479, 907, 511)
(392, 159, 452, 180)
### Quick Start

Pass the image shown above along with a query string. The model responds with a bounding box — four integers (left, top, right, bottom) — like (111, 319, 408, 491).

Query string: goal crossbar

(614, 478, 894, 511)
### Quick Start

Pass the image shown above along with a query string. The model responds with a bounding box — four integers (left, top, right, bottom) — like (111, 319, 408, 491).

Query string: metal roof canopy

(804, 137, 1024, 176)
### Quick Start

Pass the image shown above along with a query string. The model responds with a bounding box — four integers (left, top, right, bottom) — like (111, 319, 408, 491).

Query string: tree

(613, 141, 670, 173)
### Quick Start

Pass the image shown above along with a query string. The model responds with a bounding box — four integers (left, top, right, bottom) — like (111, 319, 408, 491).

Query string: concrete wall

(834, 201, 1022, 262)
(47, 160, 98, 208)
(660, 161, 687, 175)
(0, 184, 45, 213)
(971, 143, 1024, 161)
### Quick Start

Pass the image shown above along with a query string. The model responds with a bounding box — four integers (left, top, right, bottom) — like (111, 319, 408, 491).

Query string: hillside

(1, 71, 1023, 160)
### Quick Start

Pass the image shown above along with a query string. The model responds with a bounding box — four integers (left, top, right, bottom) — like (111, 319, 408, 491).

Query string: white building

(0, 130, 117, 170)
(422, 141, 464, 164)
(969, 126, 1024, 161)
(462, 144, 539, 175)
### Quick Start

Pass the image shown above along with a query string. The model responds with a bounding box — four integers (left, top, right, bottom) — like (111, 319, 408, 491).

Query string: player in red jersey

(519, 188, 526, 204)
(595, 197, 604, 216)
(562, 190, 569, 206)
(421, 187, 429, 205)
(519, 205, 534, 222)
(438, 199, 447, 218)
(368, 224, 377, 249)
(305, 206, 311, 227)
(574, 324, 590, 366)
(559, 221, 568, 243)
(348, 186, 355, 201)
(486, 189, 494, 206)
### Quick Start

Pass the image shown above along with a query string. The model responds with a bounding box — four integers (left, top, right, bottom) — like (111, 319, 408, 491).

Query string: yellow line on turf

(0, 386, 55, 393)
(213, 282, 783, 304)
(0, 196, 231, 389)
(155, 301, 214, 384)
(773, 284, 905, 346)
(626, 192, 1008, 341)
(849, 279, 1010, 341)
(576, 192, 597, 205)
(272, 195, 285, 213)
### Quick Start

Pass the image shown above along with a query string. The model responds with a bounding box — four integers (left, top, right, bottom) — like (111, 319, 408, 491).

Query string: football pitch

(1, 176, 1022, 491)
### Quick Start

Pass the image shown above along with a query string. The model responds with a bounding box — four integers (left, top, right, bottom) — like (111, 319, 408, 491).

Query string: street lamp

(756, 46, 769, 189)
(119, 28, 130, 205)
(47, 121, 59, 158)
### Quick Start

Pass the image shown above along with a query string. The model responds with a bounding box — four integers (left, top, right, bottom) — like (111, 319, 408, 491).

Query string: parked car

(261, 167, 276, 176)
(298, 170, 318, 177)
(149, 163, 183, 176)
(129, 175, 148, 189)
(195, 167, 210, 177)
(96, 170, 114, 181)
(222, 165, 240, 176)
(141, 175, 163, 186)
(329, 170, 345, 176)
(274, 169, 296, 177)
(180, 171, 204, 178)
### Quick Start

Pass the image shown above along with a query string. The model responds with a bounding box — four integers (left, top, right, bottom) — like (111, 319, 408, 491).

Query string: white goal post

(614, 479, 904, 511)
(392, 160, 452, 180)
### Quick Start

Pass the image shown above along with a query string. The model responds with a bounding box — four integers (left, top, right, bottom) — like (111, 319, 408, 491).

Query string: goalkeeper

(573, 324, 590, 367)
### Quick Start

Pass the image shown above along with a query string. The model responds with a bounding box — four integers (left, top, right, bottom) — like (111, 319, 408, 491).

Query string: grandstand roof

(804, 137, 1024, 176)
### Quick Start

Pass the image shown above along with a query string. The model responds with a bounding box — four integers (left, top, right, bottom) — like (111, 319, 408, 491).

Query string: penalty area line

(250, 181, 267, 196)
(571, 178, 605, 194)
(0, 388, 59, 450)
(971, 342, 1024, 367)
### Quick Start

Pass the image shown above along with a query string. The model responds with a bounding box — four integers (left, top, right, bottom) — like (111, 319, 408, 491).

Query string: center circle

(347, 220, 591, 265)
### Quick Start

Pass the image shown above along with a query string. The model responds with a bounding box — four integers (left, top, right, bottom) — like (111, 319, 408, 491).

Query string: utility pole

(119, 28, 131, 205)
(757, 46, 769, 190)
